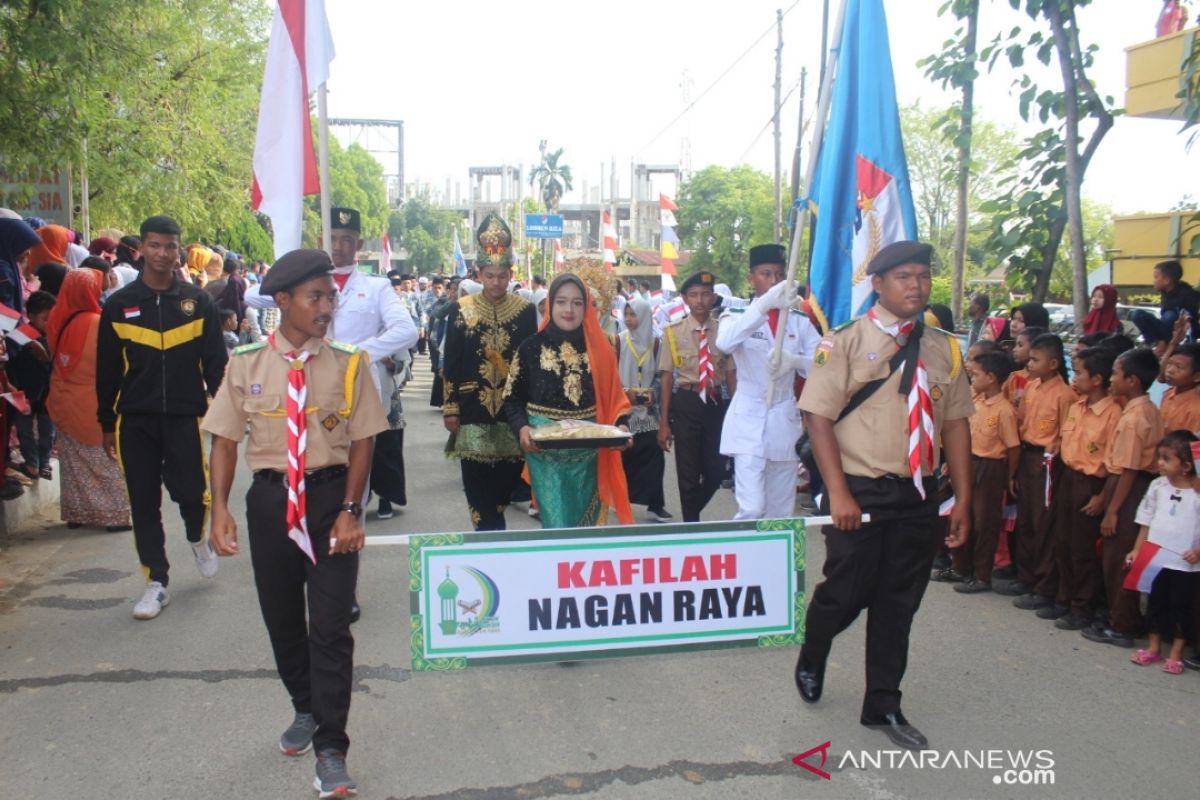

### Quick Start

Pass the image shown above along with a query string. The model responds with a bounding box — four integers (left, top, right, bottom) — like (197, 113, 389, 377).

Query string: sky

(319, 0, 1199, 216)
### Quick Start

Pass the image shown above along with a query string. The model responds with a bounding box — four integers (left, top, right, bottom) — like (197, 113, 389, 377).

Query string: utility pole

(773, 8, 784, 244)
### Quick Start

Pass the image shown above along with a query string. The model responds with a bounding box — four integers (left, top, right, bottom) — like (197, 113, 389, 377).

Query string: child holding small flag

(1083, 348, 1165, 648)
(6, 290, 56, 480)
(1125, 431, 1200, 674)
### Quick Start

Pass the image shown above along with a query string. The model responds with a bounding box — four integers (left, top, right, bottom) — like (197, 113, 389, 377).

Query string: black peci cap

(330, 207, 361, 232)
(749, 244, 786, 268)
(260, 249, 334, 295)
(866, 240, 933, 276)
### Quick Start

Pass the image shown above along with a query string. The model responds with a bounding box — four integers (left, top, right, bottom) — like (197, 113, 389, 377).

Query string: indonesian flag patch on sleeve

(123, 306, 141, 319)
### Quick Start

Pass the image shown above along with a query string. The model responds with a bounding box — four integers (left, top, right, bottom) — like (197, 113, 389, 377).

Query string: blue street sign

(525, 214, 564, 239)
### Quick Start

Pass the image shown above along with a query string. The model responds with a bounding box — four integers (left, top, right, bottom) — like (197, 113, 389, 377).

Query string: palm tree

(530, 146, 573, 213)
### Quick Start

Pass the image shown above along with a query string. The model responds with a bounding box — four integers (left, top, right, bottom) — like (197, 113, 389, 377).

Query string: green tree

(676, 165, 781, 295)
(389, 195, 466, 274)
(0, 0, 269, 241)
(529, 146, 573, 213)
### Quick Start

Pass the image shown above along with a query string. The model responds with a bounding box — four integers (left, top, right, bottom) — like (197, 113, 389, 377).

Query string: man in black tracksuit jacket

(96, 216, 228, 610)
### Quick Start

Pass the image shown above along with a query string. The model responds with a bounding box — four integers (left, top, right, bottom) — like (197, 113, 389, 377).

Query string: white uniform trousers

(732, 454, 798, 520)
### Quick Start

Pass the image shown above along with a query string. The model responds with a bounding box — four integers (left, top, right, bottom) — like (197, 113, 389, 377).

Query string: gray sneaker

(313, 749, 357, 798)
(279, 712, 317, 756)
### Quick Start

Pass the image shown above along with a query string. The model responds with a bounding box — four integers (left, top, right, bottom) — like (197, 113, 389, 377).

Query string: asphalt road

(1, 354, 1196, 800)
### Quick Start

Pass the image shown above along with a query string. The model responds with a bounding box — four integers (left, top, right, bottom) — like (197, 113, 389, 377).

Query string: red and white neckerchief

(867, 307, 934, 499)
(270, 333, 316, 563)
(697, 325, 716, 403)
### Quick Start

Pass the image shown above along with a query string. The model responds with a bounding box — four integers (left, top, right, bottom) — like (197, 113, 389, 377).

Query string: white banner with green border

(408, 518, 806, 671)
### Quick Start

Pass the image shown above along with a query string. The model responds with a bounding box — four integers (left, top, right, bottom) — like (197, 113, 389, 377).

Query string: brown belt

(675, 382, 718, 393)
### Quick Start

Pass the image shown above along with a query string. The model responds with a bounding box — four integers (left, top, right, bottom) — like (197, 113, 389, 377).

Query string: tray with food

(529, 420, 632, 449)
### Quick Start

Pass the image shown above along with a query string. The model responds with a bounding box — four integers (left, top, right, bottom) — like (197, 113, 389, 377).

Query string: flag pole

(766, 0, 847, 406)
(317, 83, 332, 254)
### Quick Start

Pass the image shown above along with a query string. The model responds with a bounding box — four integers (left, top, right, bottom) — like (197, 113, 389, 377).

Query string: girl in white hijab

(617, 299, 671, 522)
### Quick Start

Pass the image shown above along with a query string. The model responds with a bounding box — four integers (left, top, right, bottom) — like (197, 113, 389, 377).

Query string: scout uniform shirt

(970, 392, 1020, 460)
(201, 333, 389, 470)
(797, 304, 974, 479)
(1018, 375, 1075, 448)
(1105, 394, 1164, 475)
(657, 315, 730, 390)
(1160, 386, 1200, 434)
(1059, 396, 1121, 477)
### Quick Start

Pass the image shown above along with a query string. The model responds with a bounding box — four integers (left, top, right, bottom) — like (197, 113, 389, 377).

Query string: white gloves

(768, 350, 808, 383)
(750, 280, 797, 313)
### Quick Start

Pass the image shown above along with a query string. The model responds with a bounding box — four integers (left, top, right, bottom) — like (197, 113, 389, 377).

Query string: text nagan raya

(529, 553, 768, 630)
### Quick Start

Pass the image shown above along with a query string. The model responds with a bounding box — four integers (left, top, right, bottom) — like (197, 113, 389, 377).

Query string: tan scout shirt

(201, 332, 389, 472)
(1160, 386, 1200, 434)
(797, 304, 974, 478)
(657, 315, 730, 388)
(970, 391, 1020, 459)
(1104, 394, 1164, 475)
(1060, 395, 1121, 477)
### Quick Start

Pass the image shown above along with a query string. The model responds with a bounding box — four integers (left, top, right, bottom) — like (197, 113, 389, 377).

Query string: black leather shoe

(994, 580, 1032, 596)
(992, 564, 1017, 581)
(930, 567, 966, 583)
(1035, 602, 1068, 620)
(349, 600, 361, 624)
(794, 651, 825, 704)
(860, 711, 928, 750)
(1080, 625, 1134, 648)
(1054, 612, 1091, 630)
(1013, 592, 1051, 610)
(953, 578, 992, 594)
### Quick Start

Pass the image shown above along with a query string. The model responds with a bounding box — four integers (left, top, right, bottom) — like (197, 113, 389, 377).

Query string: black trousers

(460, 458, 524, 530)
(246, 472, 357, 755)
(669, 390, 727, 522)
(806, 475, 939, 719)
(369, 428, 406, 506)
(117, 413, 208, 586)
(623, 430, 666, 510)
(1148, 569, 1200, 640)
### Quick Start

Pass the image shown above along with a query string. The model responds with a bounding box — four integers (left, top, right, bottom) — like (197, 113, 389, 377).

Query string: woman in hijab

(0, 218, 41, 314)
(45, 269, 132, 531)
(503, 274, 634, 528)
(618, 298, 671, 522)
(26, 224, 70, 271)
(1082, 284, 1120, 335)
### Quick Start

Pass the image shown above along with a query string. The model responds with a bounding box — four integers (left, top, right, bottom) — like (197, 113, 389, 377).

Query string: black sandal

(38, 465, 52, 480)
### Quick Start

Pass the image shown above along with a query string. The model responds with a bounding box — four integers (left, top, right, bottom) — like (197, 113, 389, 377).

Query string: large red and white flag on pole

(602, 211, 617, 270)
(380, 228, 392, 275)
(554, 239, 564, 271)
(251, 0, 334, 259)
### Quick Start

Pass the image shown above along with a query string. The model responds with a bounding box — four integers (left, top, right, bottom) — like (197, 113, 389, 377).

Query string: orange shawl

(536, 276, 634, 524)
(46, 268, 102, 378)
(27, 223, 71, 268)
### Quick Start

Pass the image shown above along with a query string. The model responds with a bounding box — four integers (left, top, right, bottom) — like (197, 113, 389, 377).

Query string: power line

(737, 77, 802, 164)
(637, 0, 802, 154)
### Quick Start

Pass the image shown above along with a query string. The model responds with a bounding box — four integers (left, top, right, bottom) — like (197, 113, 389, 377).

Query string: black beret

(679, 271, 715, 293)
(749, 244, 786, 268)
(330, 207, 361, 232)
(260, 249, 333, 295)
(866, 240, 933, 276)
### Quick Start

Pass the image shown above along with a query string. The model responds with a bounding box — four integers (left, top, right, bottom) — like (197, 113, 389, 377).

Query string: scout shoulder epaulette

(232, 341, 266, 356)
(831, 317, 859, 333)
(726, 307, 745, 314)
(328, 339, 360, 354)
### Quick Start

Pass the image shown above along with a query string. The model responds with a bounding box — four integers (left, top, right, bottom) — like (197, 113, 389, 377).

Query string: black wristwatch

(339, 502, 363, 518)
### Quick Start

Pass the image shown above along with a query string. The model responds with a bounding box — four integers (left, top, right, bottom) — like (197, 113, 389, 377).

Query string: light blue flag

(807, 0, 917, 331)
(453, 227, 468, 277)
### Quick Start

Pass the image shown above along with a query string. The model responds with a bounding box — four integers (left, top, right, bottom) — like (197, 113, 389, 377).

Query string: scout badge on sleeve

(813, 336, 834, 368)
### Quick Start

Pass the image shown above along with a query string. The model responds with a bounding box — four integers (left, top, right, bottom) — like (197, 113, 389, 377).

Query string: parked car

(1115, 304, 1159, 341)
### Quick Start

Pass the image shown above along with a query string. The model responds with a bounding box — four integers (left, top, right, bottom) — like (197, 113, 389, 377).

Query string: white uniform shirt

(716, 303, 820, 461)
(1135, 477, 1200, 573)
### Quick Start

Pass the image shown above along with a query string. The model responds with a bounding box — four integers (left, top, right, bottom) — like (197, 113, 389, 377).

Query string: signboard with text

(524, 214, 564, 239)
(409, 519, 805, 671)
(0, 166, 71, 224)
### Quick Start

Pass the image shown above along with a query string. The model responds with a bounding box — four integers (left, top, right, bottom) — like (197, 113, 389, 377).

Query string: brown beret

(679, 271, 715, 293)
(260, 249, 333, 295)
(866, 240, 933, 276)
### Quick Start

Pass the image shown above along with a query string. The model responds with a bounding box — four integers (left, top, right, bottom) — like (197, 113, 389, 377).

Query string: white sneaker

(133, 581, 170, 620)
(191, 539, 219, 578)
(528, 506, 539, 518)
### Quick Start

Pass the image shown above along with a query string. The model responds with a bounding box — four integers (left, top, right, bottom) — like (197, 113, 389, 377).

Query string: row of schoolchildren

(933, 324, 1200, 676)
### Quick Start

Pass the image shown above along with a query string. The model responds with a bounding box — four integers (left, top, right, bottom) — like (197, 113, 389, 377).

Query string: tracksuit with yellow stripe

(97, 275, 228, 586)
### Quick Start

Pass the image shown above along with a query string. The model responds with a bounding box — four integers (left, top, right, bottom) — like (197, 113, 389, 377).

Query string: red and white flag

(0, 303, 20, 333)
(6, 323, 41, 347)
(381, 229, 392, 274)
(554, 239, 564, 271)
(602, 211, 617, 270)
(251, 0, 334, 259)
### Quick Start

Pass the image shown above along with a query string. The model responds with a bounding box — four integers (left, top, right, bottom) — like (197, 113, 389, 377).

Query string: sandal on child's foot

(1162, 659, 1185, 675)
(38, 466, 52, 480)
(1130, 648, 1163, 666)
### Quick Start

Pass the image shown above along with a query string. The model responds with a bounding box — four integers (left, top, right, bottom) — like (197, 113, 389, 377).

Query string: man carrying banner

(795, 241, 973, 750)
(204, 249, 388, 799)
(716, 244, 820, 520)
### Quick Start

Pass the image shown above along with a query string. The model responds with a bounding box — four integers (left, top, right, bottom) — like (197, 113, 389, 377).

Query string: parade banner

(408, 519, 805, 671)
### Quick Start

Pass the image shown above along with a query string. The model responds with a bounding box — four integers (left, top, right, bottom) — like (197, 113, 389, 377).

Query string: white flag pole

(766, 0, 848, 407)
(317, 83, 332, 254)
